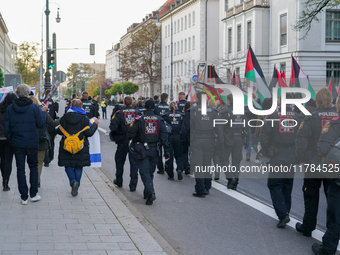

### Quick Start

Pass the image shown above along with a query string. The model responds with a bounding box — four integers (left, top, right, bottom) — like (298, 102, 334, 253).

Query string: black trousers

(44, 132, 56, 163)
(267, 152, 295, 220)
(322, 180, 340, 255)
(138, 146, 158, 197)
(302, 178, 329, 233)
(0, 140, 14, 181)
(165, 133, 184, 178)
(115, 139, 138, 190)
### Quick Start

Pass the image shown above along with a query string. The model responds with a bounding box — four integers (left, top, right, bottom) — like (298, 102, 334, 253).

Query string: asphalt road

(59, 100, 334, 255)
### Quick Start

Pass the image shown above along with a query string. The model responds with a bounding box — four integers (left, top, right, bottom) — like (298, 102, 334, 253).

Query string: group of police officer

(107, 88, 340, 254)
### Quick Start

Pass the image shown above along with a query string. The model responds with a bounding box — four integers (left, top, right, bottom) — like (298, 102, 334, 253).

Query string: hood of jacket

(63, 111, 88, 126)
(12, 97, 33, 113)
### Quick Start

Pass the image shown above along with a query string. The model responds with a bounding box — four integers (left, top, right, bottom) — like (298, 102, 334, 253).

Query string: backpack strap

(74, 126, 90, 137)
(58, 125, 70, 137)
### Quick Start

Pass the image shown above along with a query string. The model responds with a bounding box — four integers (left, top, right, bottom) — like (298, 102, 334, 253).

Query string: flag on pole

(269, 65, 287, 98)
(236, 75, 240, 87)
(328, 75, 338, 103)
(245, 45, 271, 102)
(231, 70, 236, 85)
(289, 55, 315, 99)
(281, 69, 286, 83)
(338, 82, 340, 96)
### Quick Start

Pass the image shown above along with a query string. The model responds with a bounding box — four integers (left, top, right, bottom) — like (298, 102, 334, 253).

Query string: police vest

(163, 110, 183, 133)
(137, 114, 162, 143)
(137, 106, 146, 115)
(101, 101, 106, 107)
(82, 101, 92, 114)
(190, 105, 218, 133)
(156, 102, 169, 116)
(220, 107, 245, 133)
(270, 109, 302, 145)
(120, 107, 137, 133)
(177, 100, 187, 113)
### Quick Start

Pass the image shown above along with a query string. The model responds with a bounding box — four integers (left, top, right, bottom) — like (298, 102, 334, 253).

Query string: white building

(160, 0, 220, 100)
(105, 43, 121, 83)
(0, 13, 17, 75)
(219, 0, 340, 90)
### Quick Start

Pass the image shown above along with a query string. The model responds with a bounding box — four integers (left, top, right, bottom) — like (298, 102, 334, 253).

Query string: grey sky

(1, 0, 164, 73)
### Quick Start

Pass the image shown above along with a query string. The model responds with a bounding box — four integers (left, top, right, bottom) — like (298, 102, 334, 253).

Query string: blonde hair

(29, 95, 42, 106)
(169, 101, 177, 122)
(208, 99, 216, 107)
(315, 88, 332, 110)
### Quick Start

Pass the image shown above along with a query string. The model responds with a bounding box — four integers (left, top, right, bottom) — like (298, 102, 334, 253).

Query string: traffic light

(47, 49, 55, 69)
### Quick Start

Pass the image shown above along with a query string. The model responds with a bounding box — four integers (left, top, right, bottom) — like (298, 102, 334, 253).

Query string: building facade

(160, 0, 220, 100)
(219, 0, 340, 91)
(105, 43, 121, 83)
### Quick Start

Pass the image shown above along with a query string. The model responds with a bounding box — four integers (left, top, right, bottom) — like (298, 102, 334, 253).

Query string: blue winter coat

(5, 97, 46, 149)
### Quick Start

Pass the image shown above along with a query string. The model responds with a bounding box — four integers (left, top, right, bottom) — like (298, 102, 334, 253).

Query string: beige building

(0, 13, 17, 75)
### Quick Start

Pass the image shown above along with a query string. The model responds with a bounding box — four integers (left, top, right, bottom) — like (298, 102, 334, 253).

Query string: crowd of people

(1, 84, 340, 255)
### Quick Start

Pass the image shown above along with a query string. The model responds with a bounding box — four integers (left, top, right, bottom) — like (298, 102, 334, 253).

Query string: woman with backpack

(57, 99, 98, 196)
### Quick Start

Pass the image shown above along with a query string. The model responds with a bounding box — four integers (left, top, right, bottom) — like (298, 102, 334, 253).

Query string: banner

(87, 130, 102, 168)
(43, 81, 60, 104)
(0, 86, 14, 102)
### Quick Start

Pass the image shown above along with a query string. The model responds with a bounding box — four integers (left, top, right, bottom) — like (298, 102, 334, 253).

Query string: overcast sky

(1, 0, 164, 73)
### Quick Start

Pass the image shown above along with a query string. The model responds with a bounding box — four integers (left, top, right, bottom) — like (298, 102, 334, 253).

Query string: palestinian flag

(236, 75, 240, 87)
(245, 45, 271, 102)
(269, 65, 287, 98)
(289, 55, 315, 99)
(187, 82, 196, 102)
(231, 70, 237, 85)
(328, 75, 338, 103)
(281, 69, 286, 83)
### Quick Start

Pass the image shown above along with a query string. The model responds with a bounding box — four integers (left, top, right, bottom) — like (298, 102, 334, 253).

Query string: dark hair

(0, 93, 17, 113)
(261, 98, 272, 110)
(124, 96, 132, 106)
(227, 94, 233, 106)
(184, 101, 191, 112)
(72, 94, 77, 99)
(305, 99, 316, 108)
(161, 93, 168, 102)
(153, 95, 159, 101)
(315, 88, 332, 110)
(138, 101, 144, 107)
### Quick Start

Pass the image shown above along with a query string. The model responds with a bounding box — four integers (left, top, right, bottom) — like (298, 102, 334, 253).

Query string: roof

(158, 0, 177, 17)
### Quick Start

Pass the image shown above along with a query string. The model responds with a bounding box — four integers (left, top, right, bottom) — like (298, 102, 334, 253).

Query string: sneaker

(277, 215, 290, 228)
(255, 159, 260, 164)
(246, 155, 250, 161)
(44, 162, 49, 167)
(71, 181, 79, 197)
(31, 194, 41, 202)
(312, 243, 325, 255)
(21, 199, 28, 205)
(177, 170, 183, 180)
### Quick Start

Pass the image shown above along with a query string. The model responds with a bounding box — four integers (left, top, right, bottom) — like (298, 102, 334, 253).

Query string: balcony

(225, 0, 270, 19)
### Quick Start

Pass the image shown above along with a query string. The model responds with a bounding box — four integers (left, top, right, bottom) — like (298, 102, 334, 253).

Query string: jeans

(246, 133, 252, 157)
(14, 147, 39, 201)
(65, 166, 83, 186)
(102, 107, 107, 119)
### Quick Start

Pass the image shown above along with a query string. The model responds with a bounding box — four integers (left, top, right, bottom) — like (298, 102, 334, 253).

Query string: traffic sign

(38, 67, 45, 75)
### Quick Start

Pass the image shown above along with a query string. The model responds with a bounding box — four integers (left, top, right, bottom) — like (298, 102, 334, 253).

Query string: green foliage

(105, 82, 139, 96)
(0, 68, 4, 88)
(93, 87, 100, 95)
(66, 63, 93, 94)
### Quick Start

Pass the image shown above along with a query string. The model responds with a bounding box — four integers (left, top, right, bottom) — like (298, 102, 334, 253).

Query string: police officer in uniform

(155, 93, 169, 174)
(162, 102, 184, 180)
(218, 94, 249, 190)
(137, 101, 146, 115)
(43, 89, 59, 167)
(153, 95, 160, 108)
(180, 101, 191, 175)
(314, 95, 340, 255)
(111, 98, 124, 119)
(295, 88, 338, 237)
(127, 100, 169, 205)
(92, 95, 101, 119)
(260, 96, 303, 228)
(177, 92, 187, 112)
(190, 92, 220, 197)
(110, 96, 140, 191)
(81, 91, 95, 119)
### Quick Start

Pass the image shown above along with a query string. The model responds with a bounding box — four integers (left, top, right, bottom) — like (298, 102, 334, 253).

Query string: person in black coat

(57, 99, 98, 196)
(0, 93, 17, 191)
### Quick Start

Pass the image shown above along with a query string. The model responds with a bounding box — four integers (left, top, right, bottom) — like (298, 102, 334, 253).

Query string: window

(327, 62, 340, 84)
(247, 21, 252, 46)
(236, 67, 240, 77)
(165, 66, 167, 78)
(165, 46, 167, 58)
(168, 65, 170, 78)
(185, 62, 187, 74)
(181, 40, 183, 53)
(326, 11, 340, 41)
(189, 14, 191, 26)
(280, 14, 287, 46)
(177, 63, 180, 76)
(193, 11, 195, 25)
(237, 25, 241, 52)
(228, 28, 232, 53)
(168, 45, 170, 58)
(174, 43, 177, 55)
(178, 19, 180, 32)
(193, 60, 195, 73)
(280, 62, 286, 73)
(193, 36, 195, 49)
(177, 42, 180, 54)
(240, 0, 244, 3)
(165, 26, 167, 37)
(168, 25, 170, 37)
(181, 18, 183, 30)
(185, 39, 187, 51)
(174, 21, 176, 33)
(181, 62, 183, 75)
(188, 61, 191, 73)
(185, 16, 187, 29)
(189, 37, 191, 50)
(174, 63, 177, 76)
(225, 0, 228, 11)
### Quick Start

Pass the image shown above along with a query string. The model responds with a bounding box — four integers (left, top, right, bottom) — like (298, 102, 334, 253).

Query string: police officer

(43, 89, 59, 167)
(153, 95, 160, 108)
(101, 99, 108, 119)
(137, 101, 146, 115)
(92, 95, 101, 119)
(111, 98, 124, 119)
(180, 101, 192, 175)
(314, 95, 340, 255)
(65, 94, 76, 114)
(177, 92, 187, 112)
(189, 92, 220, 197)
(155, 93, 170, 174)
(295, 88, 338, 237)
(218, 94, 249, 190)
(127, 100, 169, 205)
(260, 96, 303, 228)
(81, 91, 95, 119)
(110, 96, 140, 191)
(162, 102, 184, 180)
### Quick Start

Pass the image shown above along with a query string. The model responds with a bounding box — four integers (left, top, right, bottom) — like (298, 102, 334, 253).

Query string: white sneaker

(21, 199, 28, 205)
(31, 194, 41, 202)
(255, 159, 260, 164)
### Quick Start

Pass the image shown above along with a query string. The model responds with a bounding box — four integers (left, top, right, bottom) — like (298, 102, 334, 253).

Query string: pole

(121, 57, 124, 97)
(205, 0, 208, 62)
(52, 33, 56, 92)
(170, 13, 173, 101)
(44, 0, 51, 92)
(100, 65, 102, 100)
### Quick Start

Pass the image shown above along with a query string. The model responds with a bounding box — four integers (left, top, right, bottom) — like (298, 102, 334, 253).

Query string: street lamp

(156, 5, 173, 101)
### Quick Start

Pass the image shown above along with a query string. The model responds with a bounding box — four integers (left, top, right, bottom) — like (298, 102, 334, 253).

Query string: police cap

(145, 99, 155, 109)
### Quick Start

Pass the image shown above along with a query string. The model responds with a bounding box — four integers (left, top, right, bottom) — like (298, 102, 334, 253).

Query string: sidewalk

(0, 156, 166, 255)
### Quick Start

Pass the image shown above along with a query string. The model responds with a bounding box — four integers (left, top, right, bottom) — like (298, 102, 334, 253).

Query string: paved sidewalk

(0, 159, 166, 255)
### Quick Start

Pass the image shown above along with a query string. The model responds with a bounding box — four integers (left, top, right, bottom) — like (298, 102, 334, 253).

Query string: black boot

(3, 180, 10, 191)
